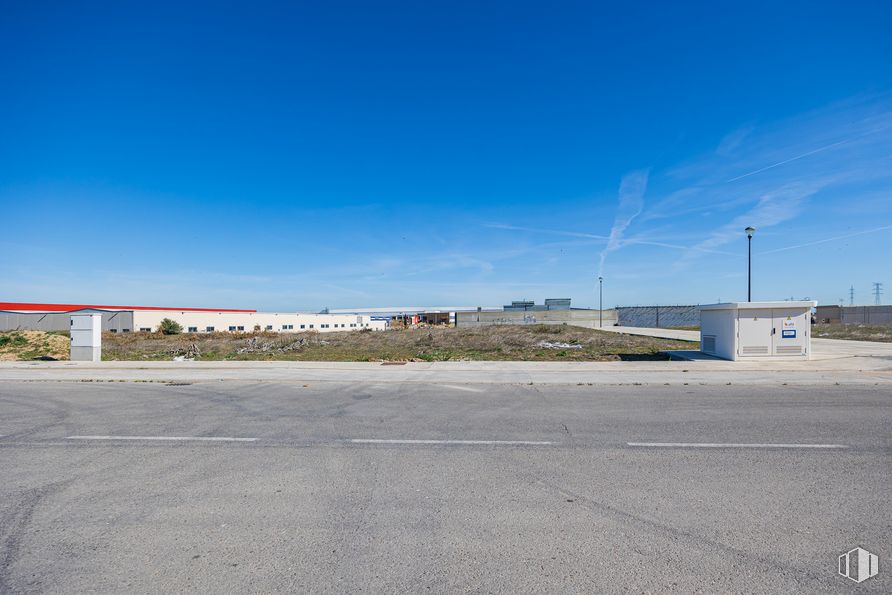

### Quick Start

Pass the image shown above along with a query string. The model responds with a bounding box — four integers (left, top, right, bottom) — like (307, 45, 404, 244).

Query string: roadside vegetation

(0, 330, 70, 361)
(100, 325, 697, 362)
(158, 318, 183, 335)
(811, 324, 892, 342)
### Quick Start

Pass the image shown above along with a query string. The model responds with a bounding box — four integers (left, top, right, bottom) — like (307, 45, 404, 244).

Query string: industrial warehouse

(1, 298, 615, 333)
(0, 302, 388, 333)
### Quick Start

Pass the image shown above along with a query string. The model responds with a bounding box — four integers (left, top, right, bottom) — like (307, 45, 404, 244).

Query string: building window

(206, 326, 215, 332)
(300, 324, 305, 329)
(237, 326, 245, 331)
(140, 327, 152, 332)
(229, 326, 237, 331)
(188, 327, 198, 333)
(266, 325, 273, 331)
(109, 329, 117, 333)
(309, 324, 314, 329)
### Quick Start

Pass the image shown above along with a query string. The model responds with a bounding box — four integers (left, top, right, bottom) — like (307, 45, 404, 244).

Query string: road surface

(1, 380, 889, 592)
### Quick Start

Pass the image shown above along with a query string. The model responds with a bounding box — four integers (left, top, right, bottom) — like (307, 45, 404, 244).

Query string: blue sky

(2, 1, 891, 310)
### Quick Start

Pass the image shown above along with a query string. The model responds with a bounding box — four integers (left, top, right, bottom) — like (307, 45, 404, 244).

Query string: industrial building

(328, 305, 494, 327)
(327, 300, 616, 328)
(0, 303, 388, 333)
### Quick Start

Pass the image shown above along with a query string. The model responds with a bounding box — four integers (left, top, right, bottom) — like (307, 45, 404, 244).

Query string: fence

(616, 305, 700, 328)
(839, 305, 892, 325)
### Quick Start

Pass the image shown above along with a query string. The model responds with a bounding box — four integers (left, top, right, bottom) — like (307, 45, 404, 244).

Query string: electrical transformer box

(700, 301, 815, 361)
(70, 312, 102, 362)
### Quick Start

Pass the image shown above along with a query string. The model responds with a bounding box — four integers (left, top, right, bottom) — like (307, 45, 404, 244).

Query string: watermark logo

(839, 547, 879, 583)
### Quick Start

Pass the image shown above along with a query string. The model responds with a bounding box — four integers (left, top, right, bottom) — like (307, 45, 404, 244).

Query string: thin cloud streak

(725, 137, 852, 183)
(620, 238, 736, 256)
(599, 170, 648, 276)
(484, 223, 608, 240)
(675, 181, 821, 268)
(758, 224, 892, 254)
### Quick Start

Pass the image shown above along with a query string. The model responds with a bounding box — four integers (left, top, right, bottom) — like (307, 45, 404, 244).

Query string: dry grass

(0, 331, 70, 361)
(101, 325, 697, 362)
(812, 324, 892, 343)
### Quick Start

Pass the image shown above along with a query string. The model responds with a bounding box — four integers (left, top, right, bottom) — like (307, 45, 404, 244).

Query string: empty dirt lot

(94, 325, 698, 362)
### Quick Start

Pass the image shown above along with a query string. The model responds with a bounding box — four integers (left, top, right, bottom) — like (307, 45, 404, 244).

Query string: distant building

(503, 298, 572, 311)
(0, 302, 388, 333)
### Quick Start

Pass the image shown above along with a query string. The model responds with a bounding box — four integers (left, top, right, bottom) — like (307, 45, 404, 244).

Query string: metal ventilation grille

(741, 345, 769, 355)
(775, 345, 803, 355)
(702, 335, 716, 353)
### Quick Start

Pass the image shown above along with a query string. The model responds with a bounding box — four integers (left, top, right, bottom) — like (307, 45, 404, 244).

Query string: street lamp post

(745, 226, 756, 302)
(598, 276, 603, 327)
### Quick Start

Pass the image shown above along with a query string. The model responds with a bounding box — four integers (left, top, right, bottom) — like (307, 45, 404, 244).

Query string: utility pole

(873, 282, 883, 305)
(849, 285, 855, 306)
(598, 276, 603, 328)
(745, 227, 755, 301)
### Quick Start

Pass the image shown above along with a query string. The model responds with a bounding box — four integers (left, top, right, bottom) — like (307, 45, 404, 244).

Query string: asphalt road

(1, 381, 889, 593)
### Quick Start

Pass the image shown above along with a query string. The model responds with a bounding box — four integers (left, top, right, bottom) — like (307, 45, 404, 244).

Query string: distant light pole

(598, 276, 603, 327)
(745, 226, 756, 302)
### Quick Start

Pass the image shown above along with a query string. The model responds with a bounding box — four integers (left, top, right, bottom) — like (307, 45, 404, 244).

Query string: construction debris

(536, 340, 583, 350)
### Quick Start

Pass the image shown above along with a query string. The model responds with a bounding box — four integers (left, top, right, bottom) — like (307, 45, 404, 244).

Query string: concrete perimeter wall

(616, 305, 700, 328)
(455, 309, 617, 329)
(839, 305, 892, 325)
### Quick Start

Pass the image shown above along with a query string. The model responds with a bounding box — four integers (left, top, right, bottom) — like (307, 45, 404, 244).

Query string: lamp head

(745, 226, 756, 238)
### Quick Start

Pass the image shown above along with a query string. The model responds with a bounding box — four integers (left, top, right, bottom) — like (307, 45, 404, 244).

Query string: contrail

(758, 224, 892, 254)
(620, 238, 736, 256)
(725, 138, 851, 183)
(599, 170, 648, 275)
(484, 223, 608, 240)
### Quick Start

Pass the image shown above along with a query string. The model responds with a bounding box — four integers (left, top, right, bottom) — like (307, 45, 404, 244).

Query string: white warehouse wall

(130, 311, 388, 333)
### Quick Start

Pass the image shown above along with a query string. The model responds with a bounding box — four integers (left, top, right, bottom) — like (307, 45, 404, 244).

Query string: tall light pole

(745, 226, 756, 302)
(598, 276, 603, 327)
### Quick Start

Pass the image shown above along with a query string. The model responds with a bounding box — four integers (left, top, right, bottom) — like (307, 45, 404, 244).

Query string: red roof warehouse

(0, 302, 255, 313)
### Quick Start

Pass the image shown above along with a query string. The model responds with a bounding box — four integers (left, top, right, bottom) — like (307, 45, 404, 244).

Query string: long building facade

(0, 303, 388, 333)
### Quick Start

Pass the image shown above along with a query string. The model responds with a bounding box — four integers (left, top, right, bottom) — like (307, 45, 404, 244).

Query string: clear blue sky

(2, 1, 891, 310)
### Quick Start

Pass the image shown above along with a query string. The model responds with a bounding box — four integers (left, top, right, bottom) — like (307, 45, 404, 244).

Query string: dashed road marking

(439, 384, 485, 393)
(67, 435, 258, 442)
(348, 439, 553, 445)
(627, 442, 848, 449)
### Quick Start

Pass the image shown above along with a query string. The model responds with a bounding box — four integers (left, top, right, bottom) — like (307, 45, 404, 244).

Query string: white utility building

(699, 301, 816, 361)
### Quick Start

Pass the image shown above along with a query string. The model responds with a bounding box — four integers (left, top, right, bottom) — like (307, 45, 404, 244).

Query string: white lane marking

(439, 384, 485, 393)
(67, 435, 258, 442)
(627, 442, 848, 449)
(348, 439, 553, 445)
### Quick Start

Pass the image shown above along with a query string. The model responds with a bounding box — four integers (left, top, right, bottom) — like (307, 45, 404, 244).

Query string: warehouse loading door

(771, 308, 807, 356)
(737, 309, 773, 357)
